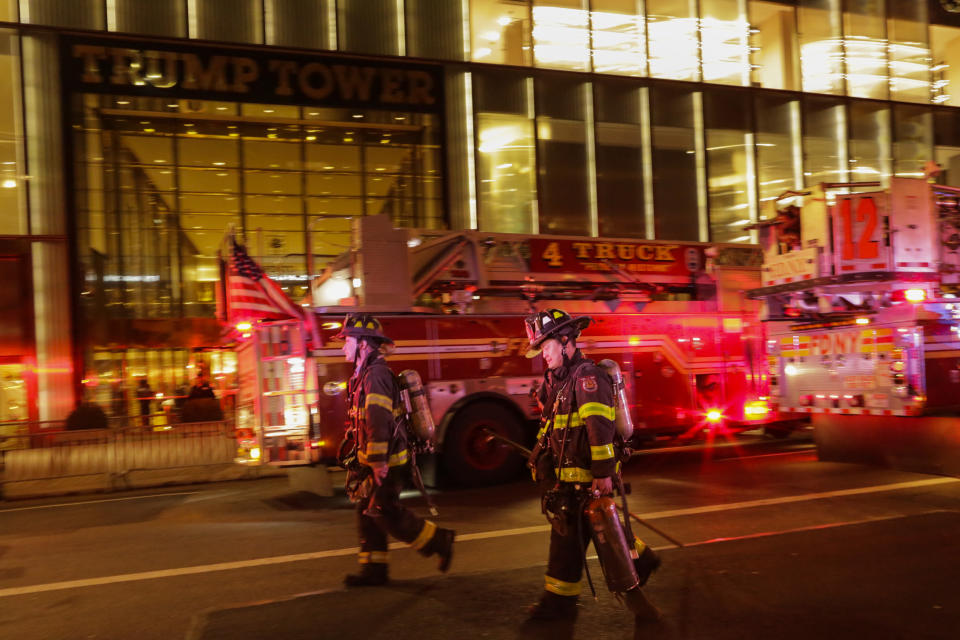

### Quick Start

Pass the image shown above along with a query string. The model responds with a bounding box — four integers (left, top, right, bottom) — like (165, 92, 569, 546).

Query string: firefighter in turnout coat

(337, 313, 454, 587)
(523, 309, 661, 620)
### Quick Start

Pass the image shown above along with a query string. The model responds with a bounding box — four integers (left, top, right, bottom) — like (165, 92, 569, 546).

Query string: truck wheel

(442, 402, 527, 487)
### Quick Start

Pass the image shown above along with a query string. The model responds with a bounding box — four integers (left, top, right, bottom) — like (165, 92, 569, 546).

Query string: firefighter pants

(356, 467, 438, 564)
(543, 486, 591, 597)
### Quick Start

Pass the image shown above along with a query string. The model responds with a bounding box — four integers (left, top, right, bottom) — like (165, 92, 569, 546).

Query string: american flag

(226, 239, 303, 322)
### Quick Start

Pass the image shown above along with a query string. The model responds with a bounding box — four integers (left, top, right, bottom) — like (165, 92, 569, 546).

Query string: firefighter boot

(624, 587, 662, 623)
(635, 545, 661, 587)
(343, 562, 388, 587)
(423, 527, 455, 572)
(527, 591, 579, 620)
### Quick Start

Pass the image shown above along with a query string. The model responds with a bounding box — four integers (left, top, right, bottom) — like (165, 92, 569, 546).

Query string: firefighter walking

(522, 309, 661, 620)
(336, 313, 454, 586)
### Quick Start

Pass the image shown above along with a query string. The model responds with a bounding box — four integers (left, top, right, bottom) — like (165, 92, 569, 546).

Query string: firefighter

(336, 313, 454, 587)
(523, 309, 661, 620)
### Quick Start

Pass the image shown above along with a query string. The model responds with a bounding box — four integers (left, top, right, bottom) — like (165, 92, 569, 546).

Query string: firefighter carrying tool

(336, 313, 454, 587)
(522, 309, 662, 621)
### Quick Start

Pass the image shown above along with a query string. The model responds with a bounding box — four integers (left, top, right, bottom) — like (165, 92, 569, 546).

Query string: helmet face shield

(522, 309, 591, 358)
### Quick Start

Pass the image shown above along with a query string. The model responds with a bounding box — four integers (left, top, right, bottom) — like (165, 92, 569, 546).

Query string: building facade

(1, 0, 960, 423)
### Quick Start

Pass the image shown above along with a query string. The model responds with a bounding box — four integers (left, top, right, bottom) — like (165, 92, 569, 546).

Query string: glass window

(935, 109, 960, 188)
(0, 1, 15, 20)
(650, 85, 699, 241)
(471, 0, 531, 66)
(266, 0, 335, 50)
(474, 71, 537, 233)
(594, 81, 645, 237)
(887, 0, 930, 104)
(533, 0, 590, 71)
(750, 0, 799, 90)
(21, 0, 103, 28)
(406, 0, 467, 60)
(893, 105, 932, 178)
(798, 0, 843, 95)
(0, 32, 25, 234)
(704, 89, 753, 243)
(112, 0, 186, 37)
(700, 0, 752, 86)
(535, 76, 591, 236)
(590, 0, 645, 76)
(842, 0, 887, 100)
(338, 0, 401, 56)
(193, 0, 261, 44)
(930, 23, 960, 107)
(803, 97, 847, 185)
(646, 0, 699, 81)
(755, 94, 801, 213)
(848, 101, 890, 184)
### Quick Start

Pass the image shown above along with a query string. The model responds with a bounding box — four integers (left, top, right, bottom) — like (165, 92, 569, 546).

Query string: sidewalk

(188, 511, 960, 640)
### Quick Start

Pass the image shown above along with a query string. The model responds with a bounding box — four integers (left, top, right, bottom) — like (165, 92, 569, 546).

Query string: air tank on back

(598, 359, 634, 440)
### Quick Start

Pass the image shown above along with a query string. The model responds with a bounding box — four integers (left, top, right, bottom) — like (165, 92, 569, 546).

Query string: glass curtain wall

(700, 0, 751, 86)
(533, 0, 590, 71)
(265, 0, 335, 50)
(535, 76, 592, 235)
(473, 70, 537, 233)
(704, 88, 754, 242)
(649, 85, 700, 241)
(803, 96, 847, 184)
(406, 0, 468, 60)
(750, 0, 799, 90)
(338, 0, 402, 56)
(593, 80, 646, 238)
(848, 101, 890, 184)
(590, 0, 646, 76)
(0, 31, 25, 234)
(646, 0, 699, 82)
(842, 0, 887, 100)
(893, 105, 932, 177)
(471, 0, 532, 66)
(935, 109, 960, 188)
(887, 0, 930, 104)
(930, 21, 960, 108)
(755, 94, 801, 215)
(798, 0, 844, 95)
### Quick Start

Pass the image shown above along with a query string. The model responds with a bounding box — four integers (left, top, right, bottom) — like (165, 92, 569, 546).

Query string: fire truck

(748, 176, 960, 475)
(232, 216, 798, 487)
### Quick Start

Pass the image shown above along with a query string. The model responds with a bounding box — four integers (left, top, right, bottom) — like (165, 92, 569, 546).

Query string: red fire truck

(748, 177, 960, 476)
(232, 216, 798, 486)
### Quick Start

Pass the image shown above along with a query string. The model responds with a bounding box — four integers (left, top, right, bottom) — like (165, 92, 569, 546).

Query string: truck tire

(442, 402, 528, 487)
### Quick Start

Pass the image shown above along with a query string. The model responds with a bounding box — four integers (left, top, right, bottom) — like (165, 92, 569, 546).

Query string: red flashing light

(705, 409, 723, 423)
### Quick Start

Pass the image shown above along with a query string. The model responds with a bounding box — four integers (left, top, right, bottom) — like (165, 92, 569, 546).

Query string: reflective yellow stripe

(557, 466, 593, 482)
(388, 449, 409, 467)
(365, 393, 394, 412)
(553, 412, 583, 429)
(358, 551, 389, 564)
(545, 574, 582, 596)
(536, 422, 548, 440)
(411, 520, 437, 550)
(366, 441, 389, 455)
(591, 443, 615, 461)
(579, 402, 616, 421)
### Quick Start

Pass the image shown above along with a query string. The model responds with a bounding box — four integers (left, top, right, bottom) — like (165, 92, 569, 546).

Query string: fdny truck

(232, 216, 797, 487)
(749, 177, 960, 476)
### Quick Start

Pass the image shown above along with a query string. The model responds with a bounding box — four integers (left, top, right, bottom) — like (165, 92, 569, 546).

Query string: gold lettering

(73, 45, 107, 83)
(655, 244, 678, 261)
(379, 68, 405, 103)
(333, 65, 376, 101)
(181, 54, 229, 91)
(595, 244, 615, 260)
(269, 60, 297, 96)
(636, 246, 654, 260)
(406, 70, 435, 105)
(143, 50, 178, 88)
(299, 62, 334, 100)
(231, 57, 258, 93)
(571, 242, 592, 259)
(616, 244, 634, 260)
(109, 48, 144, 86)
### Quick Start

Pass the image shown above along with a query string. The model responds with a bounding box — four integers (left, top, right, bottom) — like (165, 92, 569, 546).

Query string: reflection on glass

(594, 81, 645, 237)
(0, 31, 24, 234)
(934, 110, 960, 187)
(755, 95, 801, 211)
(848, 101, 890, 184)
(705, 89, 753, 243)
(888, 0, 930, 104)
(803, 97, 847, 184)
(700, 0, 751, 86)
(650, 86, 699, 241)
(843, 0, 887, 99)
(533, 0, 590, 71)
(750, 0, 798, 90)
(799, 0, 844, 95)
(476, 113, 537, 233)
(894, 105, 932, 178)
(471, 0, 531, 65)
(590, 0, 645, 76)
(647, 0, 699, 81)
(931, 24, 960, 107)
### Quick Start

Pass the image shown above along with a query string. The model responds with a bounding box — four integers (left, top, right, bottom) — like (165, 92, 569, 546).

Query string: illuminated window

(700, 0, 752, 86)
(888, 0, 931, 104)
(705, 89, 754, 243)
(803, 97, 847, 185)
(842, 0, 888, 100)
(934, 109, 960, 188)
(755, 95, 801, 210)
(471, 0, 531, 66)
(798, 0, 844, 95)
(533, 0, 590, 71)
(848, 101, 891, 185)
(749, 0, 799, 90)
(594, 81, 646, 238)
(931, 21, 960, 107)
(0, 31, 24, 234)
(647, 0, 699, 81)
(590, 0, 646, 76)
(893, 105, 932, 178)
(650, 86, 700, 241)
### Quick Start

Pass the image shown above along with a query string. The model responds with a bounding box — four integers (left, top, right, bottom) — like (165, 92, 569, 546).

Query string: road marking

(0, 491, 201, 513)
(1, 476, 956, 598)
